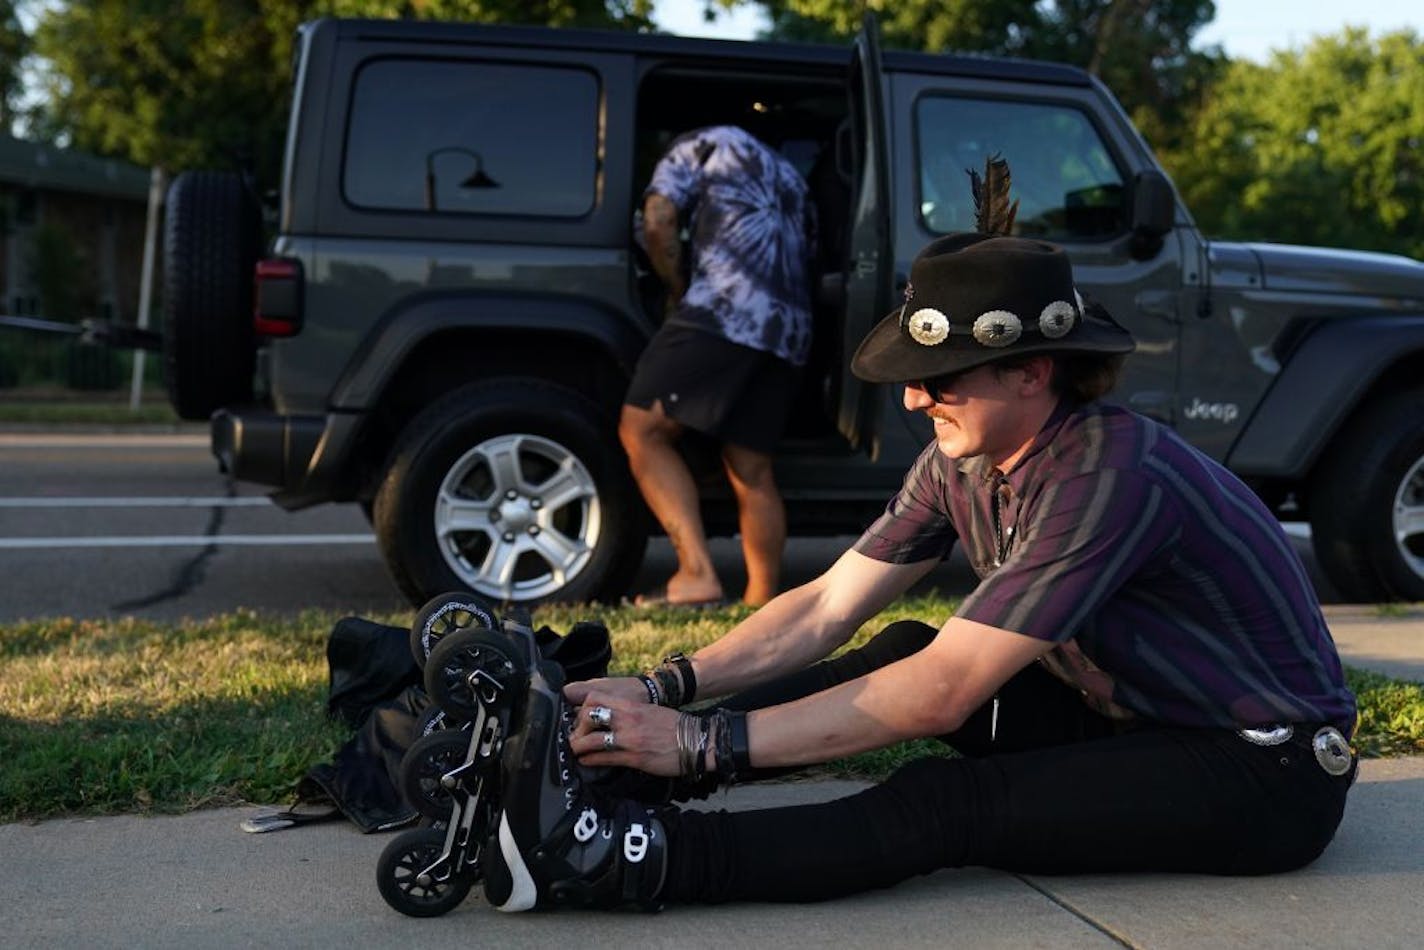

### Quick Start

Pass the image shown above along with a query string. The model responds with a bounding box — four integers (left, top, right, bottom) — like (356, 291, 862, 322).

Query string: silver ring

(588, 705, 612, 728)
(602, 730, 617, 751)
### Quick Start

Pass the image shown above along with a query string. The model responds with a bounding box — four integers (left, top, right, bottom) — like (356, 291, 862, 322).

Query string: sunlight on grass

(2, 593, 1421, 821)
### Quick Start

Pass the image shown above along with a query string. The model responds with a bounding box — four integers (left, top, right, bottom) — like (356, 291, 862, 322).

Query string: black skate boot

(482, 659, 668, 912)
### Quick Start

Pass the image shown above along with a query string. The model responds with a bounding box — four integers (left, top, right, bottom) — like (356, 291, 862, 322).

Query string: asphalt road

(0, 430, 1341, 624)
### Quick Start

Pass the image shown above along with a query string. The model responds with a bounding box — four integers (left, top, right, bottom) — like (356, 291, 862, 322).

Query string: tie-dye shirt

(645, 125, 815, 366)
(854, 401, 1357, 735)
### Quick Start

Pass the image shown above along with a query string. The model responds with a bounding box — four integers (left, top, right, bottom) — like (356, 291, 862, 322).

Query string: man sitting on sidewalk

(482, 223, 1358, 909)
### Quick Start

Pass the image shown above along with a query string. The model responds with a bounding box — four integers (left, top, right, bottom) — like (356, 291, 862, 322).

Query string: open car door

(837, 12, 893, 454)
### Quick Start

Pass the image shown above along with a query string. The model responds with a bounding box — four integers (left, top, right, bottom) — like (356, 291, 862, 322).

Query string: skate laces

(555, 700, 585, 814)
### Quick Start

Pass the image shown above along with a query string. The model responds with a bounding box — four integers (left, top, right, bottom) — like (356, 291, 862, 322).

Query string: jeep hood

(1230, 241, 1424, 301)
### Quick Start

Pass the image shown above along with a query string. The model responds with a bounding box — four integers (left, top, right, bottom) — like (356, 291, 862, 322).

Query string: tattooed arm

(642, 192, 685, 310)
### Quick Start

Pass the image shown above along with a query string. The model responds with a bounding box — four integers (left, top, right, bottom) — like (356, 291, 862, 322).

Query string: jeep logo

(1182, 397, 1239, 425)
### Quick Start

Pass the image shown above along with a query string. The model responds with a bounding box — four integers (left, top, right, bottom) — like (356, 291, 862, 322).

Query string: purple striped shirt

(854, 402, 1357, 734)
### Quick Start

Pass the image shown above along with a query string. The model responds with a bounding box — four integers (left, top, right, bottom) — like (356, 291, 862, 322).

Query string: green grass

(2, 596, 1422, 822)
(0, 396, 182, 426)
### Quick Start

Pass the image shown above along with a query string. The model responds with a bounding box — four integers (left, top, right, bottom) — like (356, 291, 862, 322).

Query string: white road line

(0, 496, 272, 508)
(0, 433, 209, 447)
(0, 534, 375, 549)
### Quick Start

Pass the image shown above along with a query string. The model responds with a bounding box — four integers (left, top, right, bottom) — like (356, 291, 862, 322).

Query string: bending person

(622, 125, 816, 608)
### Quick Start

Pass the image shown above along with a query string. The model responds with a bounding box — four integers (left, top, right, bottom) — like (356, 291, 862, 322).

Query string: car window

(343, 59, 599, 217)
(916, 97, 1125, 240)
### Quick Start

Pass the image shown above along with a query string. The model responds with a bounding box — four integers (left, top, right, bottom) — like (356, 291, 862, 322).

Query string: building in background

(0, 133, 151, 323)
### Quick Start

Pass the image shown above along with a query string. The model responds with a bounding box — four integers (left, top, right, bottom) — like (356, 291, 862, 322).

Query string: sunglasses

(912, 369, 971, 403)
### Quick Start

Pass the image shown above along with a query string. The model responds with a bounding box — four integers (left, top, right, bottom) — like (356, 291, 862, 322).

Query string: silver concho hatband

(906, 308, 950, 346)
(1039, 300, 1077, 339)
(972, 310, 1022, 347)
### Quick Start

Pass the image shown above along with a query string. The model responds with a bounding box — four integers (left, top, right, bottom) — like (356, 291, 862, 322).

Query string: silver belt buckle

(1312, 726, 1355, 777)
(1238, 724, 1294, 746)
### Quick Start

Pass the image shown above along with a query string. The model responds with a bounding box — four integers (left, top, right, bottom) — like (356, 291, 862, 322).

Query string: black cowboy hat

(851, 232, 1135, 384)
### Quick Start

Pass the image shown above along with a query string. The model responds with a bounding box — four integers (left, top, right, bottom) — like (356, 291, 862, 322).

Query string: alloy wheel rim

(434, 433, 601, 601)
(1393, 452, 1424, 583)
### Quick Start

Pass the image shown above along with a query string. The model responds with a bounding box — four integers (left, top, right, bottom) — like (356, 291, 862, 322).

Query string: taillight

(253, 258, 303, 337)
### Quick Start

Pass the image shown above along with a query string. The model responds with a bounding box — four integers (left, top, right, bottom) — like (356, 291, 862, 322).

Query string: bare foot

(634, 574, 725, 607)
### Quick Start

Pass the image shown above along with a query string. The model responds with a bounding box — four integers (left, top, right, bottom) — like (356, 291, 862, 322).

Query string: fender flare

(1227, 314, 1424, 478)
(329, 292, 650, 409)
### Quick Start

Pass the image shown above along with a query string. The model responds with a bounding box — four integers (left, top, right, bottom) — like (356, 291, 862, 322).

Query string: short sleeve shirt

(854, 402, 1357, 735)
(645, 125, 815, 366)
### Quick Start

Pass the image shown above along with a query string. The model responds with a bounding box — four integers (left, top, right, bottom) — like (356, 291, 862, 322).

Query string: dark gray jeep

(162, 15, 1424, 606)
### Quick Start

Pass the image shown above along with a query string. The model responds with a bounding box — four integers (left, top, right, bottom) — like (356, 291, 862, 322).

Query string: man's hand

(563, 675, 651, 708)
(565, 689, 683, 777)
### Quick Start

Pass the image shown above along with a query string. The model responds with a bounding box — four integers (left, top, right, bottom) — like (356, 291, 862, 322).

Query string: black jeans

(659, 620, 1355, 904)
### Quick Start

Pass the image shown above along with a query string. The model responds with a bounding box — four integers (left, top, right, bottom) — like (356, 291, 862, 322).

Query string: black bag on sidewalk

(242, 614, 612, 834)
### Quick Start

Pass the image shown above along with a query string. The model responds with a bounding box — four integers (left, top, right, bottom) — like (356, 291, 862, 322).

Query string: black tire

(424, 628, 525, 725)
(399, 729, 481, 821)
(373, 378, 647, 607)
(1310, 389, 1424, 602)
(409, 591, 501, 670)
(376, 827, 472, 918)
(161, 170, 262, 420)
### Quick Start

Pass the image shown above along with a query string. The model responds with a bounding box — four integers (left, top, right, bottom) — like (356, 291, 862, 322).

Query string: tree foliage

(27, 0, 654, 180)
(1161, 28, 1424, 258)
(740, 0, 1225, 154)
(0, 0, 27, 131)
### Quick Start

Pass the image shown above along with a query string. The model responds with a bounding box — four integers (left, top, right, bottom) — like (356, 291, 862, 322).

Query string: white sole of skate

(493, 812, 538, 912)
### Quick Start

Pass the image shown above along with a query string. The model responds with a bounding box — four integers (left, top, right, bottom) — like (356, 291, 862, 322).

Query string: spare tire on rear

(162, 170, 262, 420)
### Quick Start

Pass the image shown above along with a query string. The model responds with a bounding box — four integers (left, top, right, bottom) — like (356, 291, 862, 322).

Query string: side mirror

(1128, 170, 1174, 259)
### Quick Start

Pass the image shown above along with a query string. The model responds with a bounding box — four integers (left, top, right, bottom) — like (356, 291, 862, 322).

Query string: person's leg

(720, 442, 785, 606)
(713, 350, 798, 606)
(661, 725, 1353, 903)
(618, 401, 723, 604)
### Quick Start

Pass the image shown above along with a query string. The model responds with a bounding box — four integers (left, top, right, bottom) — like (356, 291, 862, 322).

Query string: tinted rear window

(344, 58, 599, 217)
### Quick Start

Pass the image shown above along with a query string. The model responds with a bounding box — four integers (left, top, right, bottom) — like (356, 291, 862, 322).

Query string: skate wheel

(400, 729, 493, 821)
(410, 591, 500, 670)
(376, 827, 473, 918)
(425, 628, 526, 725)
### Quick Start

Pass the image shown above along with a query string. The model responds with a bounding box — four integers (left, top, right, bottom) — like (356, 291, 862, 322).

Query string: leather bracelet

(727, 709, 751, 774)
(662, 651, 697, 705)
(652, 665, 681, 707)
(713, 709, 736, 786)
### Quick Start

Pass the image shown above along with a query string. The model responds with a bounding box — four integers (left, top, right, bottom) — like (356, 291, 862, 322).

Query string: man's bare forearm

(643, 193, 686, 302)
(689, 551, 936, 701)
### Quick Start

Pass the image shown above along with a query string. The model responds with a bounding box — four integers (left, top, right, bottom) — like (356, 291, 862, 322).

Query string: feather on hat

(850, 155, 1134, 384)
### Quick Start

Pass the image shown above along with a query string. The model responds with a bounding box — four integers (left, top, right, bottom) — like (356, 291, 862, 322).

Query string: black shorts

(624, 324, 799, 454)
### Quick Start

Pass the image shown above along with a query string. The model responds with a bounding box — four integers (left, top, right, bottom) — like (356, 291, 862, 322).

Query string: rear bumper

(211, 409, 362, 510)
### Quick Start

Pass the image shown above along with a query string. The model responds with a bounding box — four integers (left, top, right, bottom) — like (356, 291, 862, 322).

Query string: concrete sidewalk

(3, 758, 1422, 950)
(3, 608, 1420, 949)
(1322, 603, 1424, 683)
